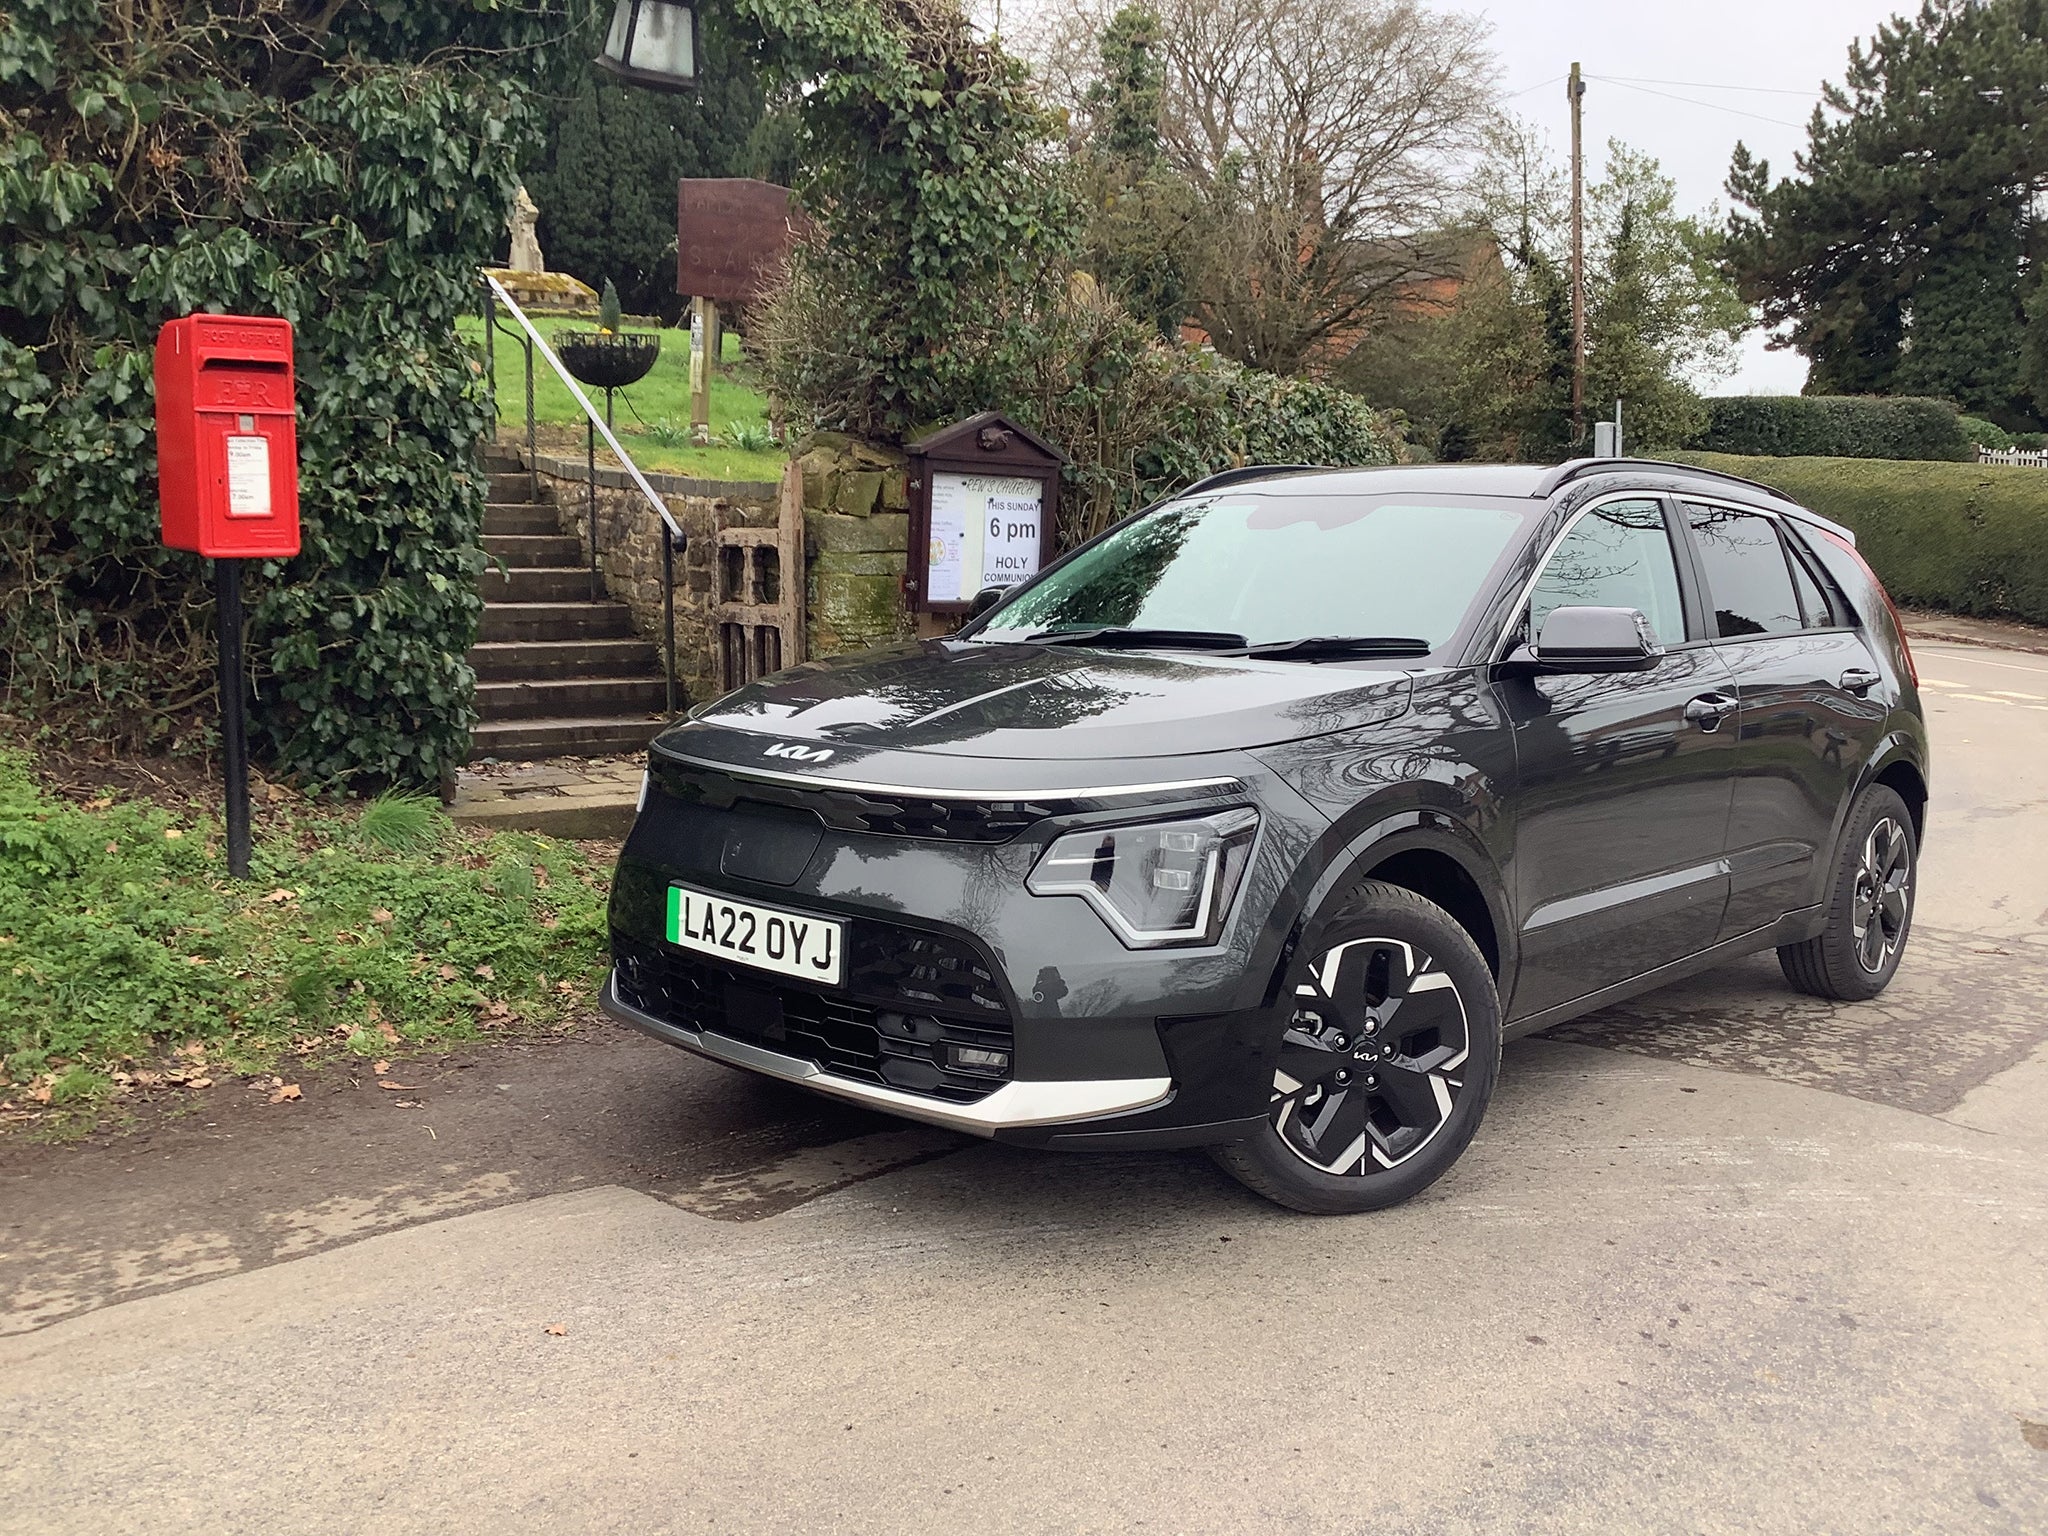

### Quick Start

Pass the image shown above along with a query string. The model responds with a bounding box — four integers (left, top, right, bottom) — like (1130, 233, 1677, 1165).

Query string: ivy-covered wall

(0, 1, 586, 785)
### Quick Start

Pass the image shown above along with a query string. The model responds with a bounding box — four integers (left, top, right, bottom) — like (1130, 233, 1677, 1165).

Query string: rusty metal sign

(676, 178, 799, 306)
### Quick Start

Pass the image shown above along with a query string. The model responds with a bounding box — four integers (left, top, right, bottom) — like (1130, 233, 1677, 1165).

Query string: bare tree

(1028, 0, 1499, 375)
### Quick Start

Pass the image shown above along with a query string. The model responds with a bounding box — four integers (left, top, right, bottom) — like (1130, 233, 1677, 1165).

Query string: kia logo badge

(763, 742, 835, 763)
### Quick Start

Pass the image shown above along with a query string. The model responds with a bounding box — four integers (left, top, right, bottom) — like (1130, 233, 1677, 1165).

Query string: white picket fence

(1978, 447, 2048, 468)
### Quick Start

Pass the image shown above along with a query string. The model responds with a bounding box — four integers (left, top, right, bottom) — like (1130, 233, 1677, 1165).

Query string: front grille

(613, 920, 1015, 1104)
(651, 759, 1060, 843)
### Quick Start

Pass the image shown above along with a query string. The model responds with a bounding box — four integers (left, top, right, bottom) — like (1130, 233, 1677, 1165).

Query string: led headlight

(1026, 808, 1260, 948)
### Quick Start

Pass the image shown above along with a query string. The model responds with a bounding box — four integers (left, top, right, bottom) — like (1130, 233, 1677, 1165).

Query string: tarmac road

(2, 640, 2044, 1535)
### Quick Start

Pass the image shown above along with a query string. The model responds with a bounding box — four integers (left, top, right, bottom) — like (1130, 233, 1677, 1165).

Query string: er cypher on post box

(155, 315, 301, 560)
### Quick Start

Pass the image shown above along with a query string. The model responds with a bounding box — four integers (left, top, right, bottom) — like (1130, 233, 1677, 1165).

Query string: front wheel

(1211, 881, 1501, 1215)
(1778, 784, 1918, 1001)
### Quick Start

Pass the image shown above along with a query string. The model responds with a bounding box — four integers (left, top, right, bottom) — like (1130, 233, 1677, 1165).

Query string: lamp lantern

(597, 1, 699, 93)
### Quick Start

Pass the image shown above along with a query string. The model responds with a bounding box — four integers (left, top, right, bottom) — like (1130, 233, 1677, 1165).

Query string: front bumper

(601, 973, 1173, 1137)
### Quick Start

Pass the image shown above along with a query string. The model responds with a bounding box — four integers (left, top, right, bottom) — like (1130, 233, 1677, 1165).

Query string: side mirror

(967, 585, 1010, 620)
(1523, 605, 1664, 674)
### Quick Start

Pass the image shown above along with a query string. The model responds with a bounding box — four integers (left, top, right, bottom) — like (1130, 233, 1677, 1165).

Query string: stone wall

(794, 432, 914, 657)
(529, 452, 779, 700)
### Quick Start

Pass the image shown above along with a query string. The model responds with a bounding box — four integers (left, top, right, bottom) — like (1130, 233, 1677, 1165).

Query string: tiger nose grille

(612, 922, 1014, 1105)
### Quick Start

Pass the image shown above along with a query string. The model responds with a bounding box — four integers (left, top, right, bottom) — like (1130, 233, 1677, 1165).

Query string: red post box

(155, 314, 301, 559)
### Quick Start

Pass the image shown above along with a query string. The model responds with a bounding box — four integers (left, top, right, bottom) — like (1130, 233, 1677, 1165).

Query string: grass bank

(458, 315, 787, 483)
(0, 748, 611, 1132)
(1677, 452, 2048, 627)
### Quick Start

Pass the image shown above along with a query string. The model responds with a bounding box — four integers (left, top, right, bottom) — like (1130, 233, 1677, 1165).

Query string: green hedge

(1678, 453, 2048, 624)
(1, 3, 583, 787)
(1693, 396, 1972, 462)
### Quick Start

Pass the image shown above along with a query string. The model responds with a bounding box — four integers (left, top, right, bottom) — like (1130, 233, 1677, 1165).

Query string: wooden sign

(676, 178, 799, 307)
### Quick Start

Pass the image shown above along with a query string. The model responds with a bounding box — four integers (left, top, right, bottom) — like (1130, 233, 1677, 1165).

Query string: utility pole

(1569, 62, 1587, 450)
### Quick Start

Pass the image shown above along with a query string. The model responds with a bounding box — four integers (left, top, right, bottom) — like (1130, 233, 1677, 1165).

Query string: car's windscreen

(974, 493, 1533, 651)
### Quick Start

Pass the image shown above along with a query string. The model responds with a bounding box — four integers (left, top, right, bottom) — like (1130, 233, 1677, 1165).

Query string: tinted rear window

(1685, 504, 1802, 639)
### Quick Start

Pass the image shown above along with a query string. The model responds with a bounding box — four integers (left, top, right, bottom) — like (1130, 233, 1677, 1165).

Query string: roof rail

(1176, 463, 1331, 498)
(1535, 456, 1795, 503)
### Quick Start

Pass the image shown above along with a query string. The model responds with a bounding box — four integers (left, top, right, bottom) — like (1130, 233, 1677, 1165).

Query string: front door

(1503, 497, 1740, 1019)
(1680, 502, 1886, 937)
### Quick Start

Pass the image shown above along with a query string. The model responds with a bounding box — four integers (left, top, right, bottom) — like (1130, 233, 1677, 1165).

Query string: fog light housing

(944, 1042, 1011, 1077)
(1027, 808, 1260, 948)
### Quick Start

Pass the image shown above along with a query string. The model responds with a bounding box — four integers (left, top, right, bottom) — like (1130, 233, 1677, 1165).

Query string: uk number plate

(665, 885, 844, 987)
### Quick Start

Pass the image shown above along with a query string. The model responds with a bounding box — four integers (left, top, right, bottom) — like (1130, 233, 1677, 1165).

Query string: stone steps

(469, 638, 660, 682)
(475, 675, 672, 722)
(477, 602, 637, 643)
(462, 447, 674, 797)
(483, 532, 585, 567)
(470, 714, 665, 761)
(479, 566, 600, 604)
(483, 501, 563, 536)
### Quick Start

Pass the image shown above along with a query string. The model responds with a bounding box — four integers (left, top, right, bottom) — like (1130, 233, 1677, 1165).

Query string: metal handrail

(479, 272, 686, 717)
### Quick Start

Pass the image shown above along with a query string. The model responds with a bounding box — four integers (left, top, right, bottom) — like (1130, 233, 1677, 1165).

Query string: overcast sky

(1478, 1, 1912, 394)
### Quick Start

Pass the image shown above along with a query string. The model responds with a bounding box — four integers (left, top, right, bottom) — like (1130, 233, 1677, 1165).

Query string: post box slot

(198, 357, 290, 373)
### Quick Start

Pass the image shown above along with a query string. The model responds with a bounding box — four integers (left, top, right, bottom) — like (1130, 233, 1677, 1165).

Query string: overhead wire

(1587, 75, 1810, 130)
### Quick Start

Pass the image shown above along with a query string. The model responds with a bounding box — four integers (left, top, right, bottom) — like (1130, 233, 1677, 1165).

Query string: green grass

(457, 315, 788, 483)
(0, 750, 611, 1127)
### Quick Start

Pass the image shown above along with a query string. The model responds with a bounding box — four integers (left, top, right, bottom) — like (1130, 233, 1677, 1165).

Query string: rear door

(1679, 501, 1886, 938)
(1502, 496, 1740, 1019)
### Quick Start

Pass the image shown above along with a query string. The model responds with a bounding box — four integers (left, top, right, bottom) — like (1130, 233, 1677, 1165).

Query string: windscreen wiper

(1236, 636, 1433, 662)
(1026, 626, 1250, 651)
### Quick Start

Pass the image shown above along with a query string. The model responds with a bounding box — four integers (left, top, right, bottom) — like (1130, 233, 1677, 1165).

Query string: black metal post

(522, 329, 537, 501)
(214, 559, 251, 880)
(662, 525, 680, 717)
(482, 280, 496, 411)
(586, 414, 600, 602)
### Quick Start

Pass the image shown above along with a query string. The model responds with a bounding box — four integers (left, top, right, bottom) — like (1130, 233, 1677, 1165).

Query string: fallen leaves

(370, 908, 394, 925)
(164, 827, 184, 841)
(268, 1081, 302, 1104)
(543, 1323, 568, 1337)
(437, 963, 459, 981)
(264, 888, 295, 905)
(372, 1060, 390, 1076)
(473, 963, 495, 981)
(377, 1080, 417, 1092)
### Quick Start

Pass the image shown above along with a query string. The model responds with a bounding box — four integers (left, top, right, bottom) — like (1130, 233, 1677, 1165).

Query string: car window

(976, 493, 1532, 651)
(1527, 499, 1685, 647)
(1685, 504, 1802, 639)
(1785, 539, 1837, 628)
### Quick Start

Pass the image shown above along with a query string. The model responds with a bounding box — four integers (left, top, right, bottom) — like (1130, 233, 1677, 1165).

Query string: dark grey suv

(603, 459, 1929, 1212)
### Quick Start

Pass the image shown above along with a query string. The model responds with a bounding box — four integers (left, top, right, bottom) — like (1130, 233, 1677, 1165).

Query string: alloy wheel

(1851, 816, 1912, 974)
(1269, 937, 1471, 1176)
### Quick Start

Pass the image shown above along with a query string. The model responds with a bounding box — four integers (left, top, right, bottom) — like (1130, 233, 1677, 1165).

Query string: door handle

(1839, 667, 1881, 696)
(1683, 693, 1738, 732)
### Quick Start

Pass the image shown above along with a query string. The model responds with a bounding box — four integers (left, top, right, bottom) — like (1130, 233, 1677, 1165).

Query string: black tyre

(1211, 881, 1501, 1215)
(1778, 784, 1918, 1002)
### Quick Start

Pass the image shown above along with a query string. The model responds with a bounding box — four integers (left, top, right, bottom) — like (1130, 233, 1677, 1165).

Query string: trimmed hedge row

(1677, 453, 2048, 625)
(1693, 396, 1973, 462)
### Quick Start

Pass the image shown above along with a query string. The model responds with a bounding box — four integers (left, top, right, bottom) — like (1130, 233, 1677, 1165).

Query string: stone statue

(507, 185, 544, 274)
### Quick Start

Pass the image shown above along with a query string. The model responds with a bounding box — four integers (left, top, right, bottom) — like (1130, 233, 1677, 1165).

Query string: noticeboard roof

(906, 411, 1067, 468)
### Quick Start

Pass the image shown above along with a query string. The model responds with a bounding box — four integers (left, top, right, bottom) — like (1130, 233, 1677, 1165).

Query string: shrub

(1692, 396, 1973, 462)
(1958, 415, 2014, 451)
(1677, 453, 2048, 624)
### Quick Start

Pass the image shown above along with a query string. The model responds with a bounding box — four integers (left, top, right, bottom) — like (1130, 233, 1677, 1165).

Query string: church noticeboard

(905, 414, 1066, 614)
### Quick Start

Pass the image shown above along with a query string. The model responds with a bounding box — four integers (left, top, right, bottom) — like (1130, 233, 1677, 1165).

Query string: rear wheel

(1778, 784, 1917, 1001)
(1212, 881, 1500, 1215)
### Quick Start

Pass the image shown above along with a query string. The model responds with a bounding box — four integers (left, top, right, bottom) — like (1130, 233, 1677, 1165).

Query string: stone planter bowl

(556, 332, 660, 390)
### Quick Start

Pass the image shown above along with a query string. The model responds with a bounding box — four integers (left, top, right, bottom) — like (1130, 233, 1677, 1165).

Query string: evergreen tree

(524, 26, 767, 323)
(1073, 7, 1195, 339)
(1724, 0, 2048, 424)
